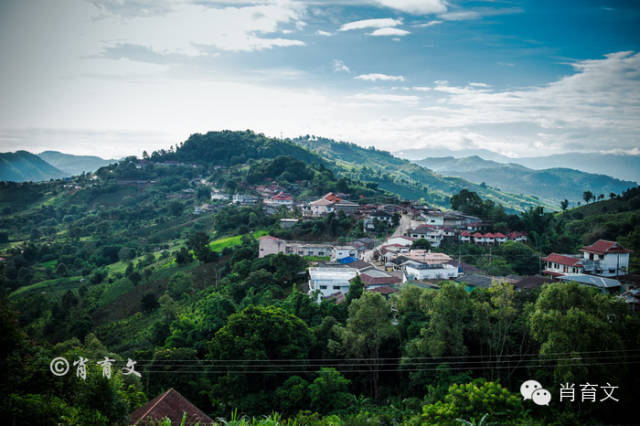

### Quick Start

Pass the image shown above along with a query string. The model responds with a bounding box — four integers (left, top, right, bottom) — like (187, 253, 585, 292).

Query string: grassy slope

(293, 136, 552, 212)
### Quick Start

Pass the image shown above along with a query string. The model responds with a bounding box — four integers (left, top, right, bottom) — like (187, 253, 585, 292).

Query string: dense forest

(1, 131, 639, 425)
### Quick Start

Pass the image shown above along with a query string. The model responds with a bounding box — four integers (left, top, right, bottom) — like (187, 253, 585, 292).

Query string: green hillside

(0, 150, 67, 182)
(417, 156, 637, 204)
(293, 135, 551, 211)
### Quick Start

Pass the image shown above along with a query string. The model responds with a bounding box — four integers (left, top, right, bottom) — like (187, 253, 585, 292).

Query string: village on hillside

(255, 192, 638, 309)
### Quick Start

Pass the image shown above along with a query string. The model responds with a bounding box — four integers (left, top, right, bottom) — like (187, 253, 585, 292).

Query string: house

(369, 285, 399, 299)
(557, 274, 621, 294)
(401, 251, 459, 281)
(513, 276, 554, 291)
(264, 192, 294, 207)
(407, 225, 444, 248)
(508, 231, 528, 242)
(579, 240, 631, 277)
(472, 232, 485, 244)
(129, 388, 213, 426)
(494, 232, 508, 244)
(308, 266, 358, 301)
(258, 236, 333, 258)
(210, 190, 230, 201)
(359, 268, 402, 289)
(386, 236, 414, 247)
(308, 192, 359, 216)
(456, 273, 493, 290)
(363, 210, 394, 231)
(232, 193, 259, 205)
(421, 211, 445, 226)
(541, 253, 584, 277)
(331, 245, 359, 261)
(459, 231, 471, 243)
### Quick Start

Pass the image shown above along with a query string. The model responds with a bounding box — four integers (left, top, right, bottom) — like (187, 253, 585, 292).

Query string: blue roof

(338, 256, 358, 264)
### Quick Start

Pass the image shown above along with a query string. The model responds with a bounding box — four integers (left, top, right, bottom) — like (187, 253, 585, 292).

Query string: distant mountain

(394, 147, 513, 163)
(293, 136, 552, 212)
(395, 148, 640, 183)
(512, 153, 640, 183)
(0, 151, 67, 182)
(416, 156, 637, 203)
(38, 151, 116, 176)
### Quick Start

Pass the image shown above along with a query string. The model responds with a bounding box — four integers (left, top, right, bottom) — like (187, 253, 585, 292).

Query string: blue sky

(0, 0, 638, 158)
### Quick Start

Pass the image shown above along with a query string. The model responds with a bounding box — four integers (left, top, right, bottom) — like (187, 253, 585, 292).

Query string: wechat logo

(521, 380, 551, 406)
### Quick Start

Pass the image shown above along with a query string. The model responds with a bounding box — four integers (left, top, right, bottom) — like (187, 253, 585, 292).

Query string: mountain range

(416, 156, 637, 204)
(395, 148, 640, 183)
(0, 150, 116, 182)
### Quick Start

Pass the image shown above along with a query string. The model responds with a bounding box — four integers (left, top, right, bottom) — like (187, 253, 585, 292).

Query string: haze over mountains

(395, 148, 640, 183)
(416, 156, 637, 204)
(0, 150, 116, 182)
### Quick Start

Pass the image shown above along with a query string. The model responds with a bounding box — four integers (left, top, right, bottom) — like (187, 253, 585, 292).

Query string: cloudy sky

(0, 0, 638, 158)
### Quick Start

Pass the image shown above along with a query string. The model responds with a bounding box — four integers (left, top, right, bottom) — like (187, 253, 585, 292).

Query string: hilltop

(0, 150, 67, 182)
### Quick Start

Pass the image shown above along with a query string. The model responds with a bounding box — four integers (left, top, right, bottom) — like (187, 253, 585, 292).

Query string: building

(557, 274, 622, 294)
(363, 210, 394, 231)
(541, 253, 584, 277)
(264, 192, 294, 208)
(308, 192, 359, 216)
(279, 218, 299, 228)
(386, 236, 414, 247)
(331, 245, 359, 261)
(579, 240, 631, 277)
(232, 193, 259, 205)
(403, 259, 460, 281)
(129, 388, 213, 426)
(308, 266, 358, 301)
(258, 236, 332, 258)
(359, 268, 402, 289)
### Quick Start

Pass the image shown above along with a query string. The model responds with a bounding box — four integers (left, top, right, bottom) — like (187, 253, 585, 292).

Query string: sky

(0, 0, 639, 159)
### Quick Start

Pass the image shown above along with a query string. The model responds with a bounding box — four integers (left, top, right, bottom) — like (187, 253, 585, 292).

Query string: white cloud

(469, 82, 490, 88)
(339, 18, 402, 31)
(369, 27, 410, 37)
(414, 20, 443, 28)
(438, 11, 481, 21)
(316, 30, 333, 36)
(412, 86, 432, 91)
(355, 73, 405, 82)
(375, 0, 447, 15)
(333, 59, 350, 73)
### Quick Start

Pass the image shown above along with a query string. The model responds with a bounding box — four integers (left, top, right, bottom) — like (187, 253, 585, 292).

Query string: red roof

(484, 233, 495, 238)
(580, 240, 631, 255)
(472, 232, 484, 238)
(323, 192, 342, 202)
(271, 192, 293, 201)
(541, 253, 583, 267)
(258, 235, 280, 241)
(494, 232, 507, 238)
(129, 388, 213, 425)
(460, 231, 471, 237)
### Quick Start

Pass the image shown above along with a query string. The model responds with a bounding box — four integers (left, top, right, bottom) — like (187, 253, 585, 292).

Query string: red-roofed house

(129, 388, 213, 425)
(472, 232, 484, 244)
(459, 231, 471, 243)
(542, 253, 584, 277)
(580, 240, 631, 277)
(483, 233, 495, 245)
(494, 232, 508, 244)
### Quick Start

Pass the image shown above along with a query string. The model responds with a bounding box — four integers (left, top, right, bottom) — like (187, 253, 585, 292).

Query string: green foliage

(309, 368, 353, 414)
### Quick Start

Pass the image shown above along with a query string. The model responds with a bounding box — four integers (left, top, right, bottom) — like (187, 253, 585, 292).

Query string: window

(320, 285, 327, 290)
(333, 286, 340, 290)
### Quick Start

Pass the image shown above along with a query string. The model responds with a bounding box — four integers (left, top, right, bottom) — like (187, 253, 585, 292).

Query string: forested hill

(154, 130, 323, 166)
(38, 151, 116, 176)
(293, 135, 551, 212)
(0, 151, 67, 182)
(416, 156, 637, 204)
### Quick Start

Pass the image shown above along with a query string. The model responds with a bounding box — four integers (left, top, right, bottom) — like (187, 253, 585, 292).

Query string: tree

(345, 275, 364, 305)
(168, 201, 183, 216)
(309, 368, 353, 414)
(141, 293, 159, 312)
(583, 191, 593, 204)
(187, 231, 212, 263)
(334, 292, 397, 399)
(56, 262, 68, 277)
(411, 238, 431, 250)
(560, 199, 569, 213)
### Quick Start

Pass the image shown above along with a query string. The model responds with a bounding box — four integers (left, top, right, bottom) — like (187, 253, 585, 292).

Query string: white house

(331, 246, 359, 261)
(386, 236, 414, 247)
(308, 267, 358, 301)
(402, 259, 459, 281)
(309, 192, 359, 216)
(579, 240, 631, 277)
(541, 253, 584, 277)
